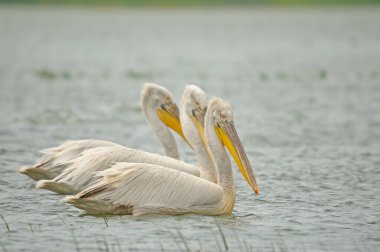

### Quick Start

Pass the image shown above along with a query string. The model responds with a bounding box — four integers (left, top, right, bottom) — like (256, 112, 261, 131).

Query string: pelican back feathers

(39, 146, 200, 194)
(64, 162, 224, 216)
(19, 140, 120, 180)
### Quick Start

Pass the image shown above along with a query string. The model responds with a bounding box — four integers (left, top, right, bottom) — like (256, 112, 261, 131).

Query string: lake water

(0, 5, 379, 251)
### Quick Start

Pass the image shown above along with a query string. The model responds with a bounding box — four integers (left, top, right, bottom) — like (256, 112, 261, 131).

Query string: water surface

(0, 5, 380, 251)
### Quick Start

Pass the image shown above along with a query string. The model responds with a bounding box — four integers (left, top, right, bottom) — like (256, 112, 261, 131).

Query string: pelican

(179, 85, 216, 182)
(19, 83, 187, 181)
(64, 97, 259, 216)
(35, 85, 215, 194)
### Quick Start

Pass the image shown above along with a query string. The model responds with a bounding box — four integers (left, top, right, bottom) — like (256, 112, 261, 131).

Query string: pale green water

(0, 5, 380, 251)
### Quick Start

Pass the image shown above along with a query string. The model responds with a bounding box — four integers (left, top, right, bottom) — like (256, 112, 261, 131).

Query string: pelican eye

(192, 109, 196, 116)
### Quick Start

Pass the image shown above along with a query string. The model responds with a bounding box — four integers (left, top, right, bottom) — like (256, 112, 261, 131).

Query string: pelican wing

(67, 162, 223, 215)
(43, 146, 200, 194)
(37, 139, 119, 172)
(20, 139, 119, 180)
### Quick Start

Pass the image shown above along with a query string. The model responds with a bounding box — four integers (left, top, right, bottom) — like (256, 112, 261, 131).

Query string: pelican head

(180, 85, 208, 149)
(207, 98, 259, 195)
(141, 83, 187, 143)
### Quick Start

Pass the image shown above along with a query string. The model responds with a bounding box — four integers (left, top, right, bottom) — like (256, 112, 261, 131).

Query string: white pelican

(180, 85, 216, 182)
(64, 98, 259, 216)
(19, 83, 187, 181)
(35, 85, 214, 194)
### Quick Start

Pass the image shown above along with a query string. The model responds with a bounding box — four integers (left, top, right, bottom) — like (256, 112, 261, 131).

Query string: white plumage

(179, 85, 217, 183)
(19, 140, 118, 180)
(64, 98, 259, 216)
(19, 83, 184, 181)
(36, 146, 200, 194)
(36, 85, 214, 194)
(65, 162, 223, 216)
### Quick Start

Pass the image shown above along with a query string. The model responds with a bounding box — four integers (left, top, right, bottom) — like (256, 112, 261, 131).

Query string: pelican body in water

(19, 83, 187, 181)
(64, 98, 259, 216)
(35, 85, 214, 194)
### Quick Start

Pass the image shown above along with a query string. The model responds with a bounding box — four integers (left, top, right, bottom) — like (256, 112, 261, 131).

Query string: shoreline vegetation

(0, 0, 379, 7)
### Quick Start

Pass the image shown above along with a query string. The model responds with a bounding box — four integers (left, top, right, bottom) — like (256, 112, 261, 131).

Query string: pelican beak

(190, 107, 208, 148)
(215, 122, 259, 194)
(156, 101, 192, 148)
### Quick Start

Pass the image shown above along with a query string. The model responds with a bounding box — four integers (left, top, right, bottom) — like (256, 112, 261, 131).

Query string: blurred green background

(1, 0, 379, 6)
